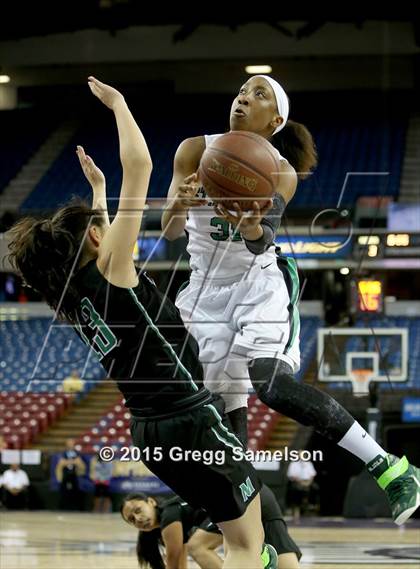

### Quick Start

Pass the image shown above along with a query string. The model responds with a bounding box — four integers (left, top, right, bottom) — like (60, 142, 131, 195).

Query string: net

(350, 368, 374, 397)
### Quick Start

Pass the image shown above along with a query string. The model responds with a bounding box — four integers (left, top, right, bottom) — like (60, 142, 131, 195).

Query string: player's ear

(88, 225, 102, 247)
(271, 115, 283, 130)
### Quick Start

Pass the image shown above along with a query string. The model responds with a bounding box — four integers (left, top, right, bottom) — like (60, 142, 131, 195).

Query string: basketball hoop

(350, 369, 374, 397)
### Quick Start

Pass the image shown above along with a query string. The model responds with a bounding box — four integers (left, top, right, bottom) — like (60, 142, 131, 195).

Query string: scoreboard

(123, 232, 420, 267)
(353, 233, 420, 260)
(356, 279, 384, 313)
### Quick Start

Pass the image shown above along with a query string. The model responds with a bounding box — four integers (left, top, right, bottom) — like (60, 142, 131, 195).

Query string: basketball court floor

(1, 512, 419, 568)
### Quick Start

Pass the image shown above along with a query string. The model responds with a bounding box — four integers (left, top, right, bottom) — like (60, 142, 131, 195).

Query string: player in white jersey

(162, 75, 314, 443)
(175, 132, 302, 439)
(162, 75, 420, 525)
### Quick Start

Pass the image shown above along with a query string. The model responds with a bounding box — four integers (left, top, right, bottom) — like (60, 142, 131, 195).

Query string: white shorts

(176, 258, 301, 412)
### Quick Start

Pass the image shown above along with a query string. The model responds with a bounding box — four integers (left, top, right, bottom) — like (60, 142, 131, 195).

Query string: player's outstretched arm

(87, 77, 152, 285)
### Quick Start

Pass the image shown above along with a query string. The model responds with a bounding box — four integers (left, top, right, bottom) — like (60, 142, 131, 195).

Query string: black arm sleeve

(243, 194, 286, 255)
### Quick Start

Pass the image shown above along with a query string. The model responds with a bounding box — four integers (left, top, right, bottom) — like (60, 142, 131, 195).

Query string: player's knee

(248, 357, 295, 410)
(187, 531, 212, 560)
(223, 531, 262, 553)
(186, 534, 203, 559)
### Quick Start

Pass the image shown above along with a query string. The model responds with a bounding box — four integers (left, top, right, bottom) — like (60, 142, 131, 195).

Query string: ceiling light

(245, 65, 272, 75)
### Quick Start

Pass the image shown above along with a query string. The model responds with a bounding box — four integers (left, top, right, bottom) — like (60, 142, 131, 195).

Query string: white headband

(255, 75, 289, 134)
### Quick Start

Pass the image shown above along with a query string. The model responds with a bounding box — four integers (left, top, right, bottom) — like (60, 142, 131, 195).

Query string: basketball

(198, 131, 279, 210)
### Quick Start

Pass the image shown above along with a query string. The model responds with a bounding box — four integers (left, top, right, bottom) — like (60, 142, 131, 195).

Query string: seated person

(62, 369, 85, 394)
(287, 450, 317, 522)
(1, 463, 29, 510)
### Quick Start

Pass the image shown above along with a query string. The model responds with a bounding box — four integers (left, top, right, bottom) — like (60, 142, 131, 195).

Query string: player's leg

(180, 545, 188, 569)
(187, 528, 223, 569)
(248, 358, 420, 524)
(177, 277, 253, 448)
(183, 301, 251, 447)
(130, 402, 274, 568)
(226, 406, 248, 448)
(260, 485, 302, 568)
(201, 344, 252, 449)
(277, 553, 301, 569)
(214, 355, 250, 448)
(217, 494, 264, 569)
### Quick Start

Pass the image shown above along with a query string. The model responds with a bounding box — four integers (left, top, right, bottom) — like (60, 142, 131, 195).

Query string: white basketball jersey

(185, 133, 287, 280)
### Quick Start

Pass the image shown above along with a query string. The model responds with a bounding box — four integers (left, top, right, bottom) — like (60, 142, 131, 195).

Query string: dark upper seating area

(293, 118, 406, 207)
(0, 107, 58, 196)
(17, 90, 408, 212)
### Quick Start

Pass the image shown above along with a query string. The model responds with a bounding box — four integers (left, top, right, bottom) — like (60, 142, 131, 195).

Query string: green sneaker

(261, 543, 278, 569)
(367, 454, 420, 525)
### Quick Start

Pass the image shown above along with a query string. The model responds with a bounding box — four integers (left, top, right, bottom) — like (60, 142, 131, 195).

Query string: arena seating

(0, 317, 105, 448)
(0, 318, 106, 393)
(75, 402, 132, 455)
(21, 110, 210, 211)
(0, 391, 73, 449)
(20, 92, 407, 210)
(0, 108, 58, 196)
(294, 118, 406, 207)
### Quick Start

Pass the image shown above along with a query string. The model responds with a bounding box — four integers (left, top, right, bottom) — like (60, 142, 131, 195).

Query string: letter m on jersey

(239, 476, 255, 502)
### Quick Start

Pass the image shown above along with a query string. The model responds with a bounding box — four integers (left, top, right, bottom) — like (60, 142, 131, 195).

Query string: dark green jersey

(73, 260, 203, 413)
(158, 495, 208, 542)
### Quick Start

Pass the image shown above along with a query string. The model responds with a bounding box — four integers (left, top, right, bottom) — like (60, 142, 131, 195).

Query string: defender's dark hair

(271, 119, 318, 180)
(7, 198, 106, 321)
(120, 493, 164, 569)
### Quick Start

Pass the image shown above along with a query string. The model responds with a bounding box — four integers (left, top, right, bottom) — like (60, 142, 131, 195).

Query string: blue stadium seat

(295, 119, 406, 207)
(20, 93, 407, 210)
(0, 318, 106, 393)
(296, 316, 322, 380)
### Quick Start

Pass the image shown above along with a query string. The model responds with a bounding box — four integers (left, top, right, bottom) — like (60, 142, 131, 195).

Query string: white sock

(337, 421, 387, 464)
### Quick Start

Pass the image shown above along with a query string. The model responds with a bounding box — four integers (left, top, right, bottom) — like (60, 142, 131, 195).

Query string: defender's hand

(76, 145, 105, 189)
(88, 76, 125, 111)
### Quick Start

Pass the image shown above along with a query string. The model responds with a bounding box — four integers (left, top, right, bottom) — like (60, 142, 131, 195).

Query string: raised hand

(76, 145, 105, 189)
(87, 76, 125, 111)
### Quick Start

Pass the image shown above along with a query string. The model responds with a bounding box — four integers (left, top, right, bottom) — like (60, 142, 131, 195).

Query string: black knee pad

(248, 357, 354, 442)
(249, 358, 295, 411)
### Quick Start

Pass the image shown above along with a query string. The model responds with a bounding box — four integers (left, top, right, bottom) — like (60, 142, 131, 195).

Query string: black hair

(271, 119, 318, 180)
(7, 197, 106, 321)
(120, 493, 164, 569)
